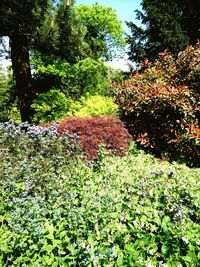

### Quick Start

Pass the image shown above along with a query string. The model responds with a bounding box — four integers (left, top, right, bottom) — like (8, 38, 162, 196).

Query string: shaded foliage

(126, 0, 200, 62)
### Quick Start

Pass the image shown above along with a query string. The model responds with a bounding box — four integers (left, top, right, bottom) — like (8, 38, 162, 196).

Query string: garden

(0, 42, 200, 266)
(0, 1, 200, 266)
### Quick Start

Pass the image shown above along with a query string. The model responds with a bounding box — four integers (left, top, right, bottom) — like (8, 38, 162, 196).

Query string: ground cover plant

(0, 121, 199, 266)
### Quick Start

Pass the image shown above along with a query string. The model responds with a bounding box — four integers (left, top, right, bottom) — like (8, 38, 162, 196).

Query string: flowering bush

(0, 119, 82, 159)
(56, 116, 132, 159)
(0, 136, 199, 266)
(114, 45, 200, 166)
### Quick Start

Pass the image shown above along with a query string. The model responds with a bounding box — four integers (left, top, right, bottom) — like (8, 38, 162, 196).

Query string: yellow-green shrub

(74, 95, 118, 117)
(32, 89, 73, 123)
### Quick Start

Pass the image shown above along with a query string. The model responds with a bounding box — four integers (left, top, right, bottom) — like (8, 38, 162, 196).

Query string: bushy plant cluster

(176, 41, 200, 94)
(114, 44, 200, 166)
(33, 57, 110, 99)
(0, 73, 10, 122)
(31, 89, 74, 123)
(73, 95, 119, 117)
(0, 129, 199, 266)
(56, 116, 132, 160)
(32, 92, 118, 123)
(0, 119, 82, 161)
(0, 71, 20, 123)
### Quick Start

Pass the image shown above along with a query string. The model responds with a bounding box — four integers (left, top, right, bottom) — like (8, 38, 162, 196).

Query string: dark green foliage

(32, 1, 125, 64)
(0, 0, 52, 122)
(0, 0, 51, 36)
(126, 0, 200, 62)
(32, 0, 86, 64)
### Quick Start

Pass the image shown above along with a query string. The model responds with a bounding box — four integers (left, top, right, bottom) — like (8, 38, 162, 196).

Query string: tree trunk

(9, 33, 34, 122)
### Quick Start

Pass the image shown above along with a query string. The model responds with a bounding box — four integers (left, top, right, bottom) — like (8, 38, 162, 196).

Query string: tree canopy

(126, 0, 200, 63)
(0, 0, 124, 121)
(33, 2, 125, 64)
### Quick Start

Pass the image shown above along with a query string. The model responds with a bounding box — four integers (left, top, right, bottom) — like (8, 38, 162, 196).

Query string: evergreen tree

(126, 0, 200, 63)
(33, 2, 125, 64)
(32, 0, 86, 64)
(0, 0, 51, 122)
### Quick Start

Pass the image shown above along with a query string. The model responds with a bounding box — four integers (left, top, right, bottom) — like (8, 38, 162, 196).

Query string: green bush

(0, 71, 21, 123)
(32, 92, 118, 123)
(33, 57, 111, 99)
(0, 123, 199, 266)
(74, 95, 118, 117)
(32, 89, 73, 123)
(0, 73, 9, 122)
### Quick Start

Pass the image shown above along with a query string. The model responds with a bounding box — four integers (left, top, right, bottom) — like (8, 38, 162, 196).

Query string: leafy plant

(73, 95, 119, 117)
(114, 47, 200, 166)
(176, 40, 200, 94)
(56, 116, 132, 159)
(32, 89, 73, 123)
(33, 57, 111, 99)
(0, 126, 199, 266)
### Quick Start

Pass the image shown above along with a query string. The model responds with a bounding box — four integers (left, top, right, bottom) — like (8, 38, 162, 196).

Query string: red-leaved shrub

(114, 44, 200, 166)
(56, 116, 132, 160)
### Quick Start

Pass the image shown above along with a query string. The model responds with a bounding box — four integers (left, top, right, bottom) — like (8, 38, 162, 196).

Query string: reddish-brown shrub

(176, 41, 200, 94)
(56, 116, 132, 160)
(113, 45, 200, 167)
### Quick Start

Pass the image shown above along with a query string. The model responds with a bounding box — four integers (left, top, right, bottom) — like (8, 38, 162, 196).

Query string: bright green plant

(32, 89, 73, 123)
(0, 72, 10, 122)
(33, 57, 111, 99)
(0, 69, 21, 123)
(74, 95, 118, 117)
(76, 3, 125, 60)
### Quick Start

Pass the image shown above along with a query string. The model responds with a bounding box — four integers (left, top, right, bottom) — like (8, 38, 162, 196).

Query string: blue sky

(75, 0, 143, 33)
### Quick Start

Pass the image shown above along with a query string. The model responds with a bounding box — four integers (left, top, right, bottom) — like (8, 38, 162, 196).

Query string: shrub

(0, 119, 82, 160)
(33, 57, 111, 99)
(31, 89, 73, 123)
(114, 47, 200, 166)
(56, 116, 132, 159)
(0, 140, 199, 266)
(0, 73, 10, 122)
(0, 70, 21, 123)
(176, 40, 200, 94)
(32, 91, 119, 123)
(73, 95, 118, 117)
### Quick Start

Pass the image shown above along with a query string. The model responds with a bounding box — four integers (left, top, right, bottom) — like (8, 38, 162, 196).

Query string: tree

(0, 0, 51, 122)
(33, 2, 125, 64)
(32, 0, 87, 64)
(76, 3, 125, 60)
(126, 0, 200, 63)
